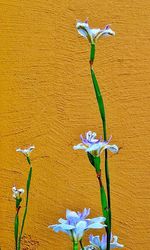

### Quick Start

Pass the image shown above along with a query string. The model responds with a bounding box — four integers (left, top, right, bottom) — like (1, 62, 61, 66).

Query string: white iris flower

(76, 19, 115, 44)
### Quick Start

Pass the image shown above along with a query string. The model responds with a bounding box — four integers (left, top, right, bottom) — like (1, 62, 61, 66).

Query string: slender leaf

(90, 43, 95, 63)
(18, 166, 32, 250)
(87, 152, 95, 168)
(100, 186, 108, 221)
(16, 198, 22, 209)
(90, 68, 106, 123)
(93, 156, 101, 173)
(26, 156, 31, 165)
(27, 166, 32, 196)
(14, 214, 19, 250)
(90, 45, 111, 250)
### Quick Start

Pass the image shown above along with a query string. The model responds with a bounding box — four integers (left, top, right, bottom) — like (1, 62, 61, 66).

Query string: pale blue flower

(89, 234, 124, 249)
(76, 19, 115, 44)
(73, 131, 118, 156)
(48, 208, 106, 242)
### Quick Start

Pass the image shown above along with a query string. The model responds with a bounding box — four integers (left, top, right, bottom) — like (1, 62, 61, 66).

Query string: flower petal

(58, 218, 67, 224)
(76, 21, 92, 41)
(74, 220, 87, 241)
(91, 28, 101, 39)
(18, 188, 24, 194)
(86, 142, 106, 152)
(89, 216, 106, 224)
(89, 234, 101, 248)
(60, 224, 75, 230)
(12, 186, 17, 192)
(110, 236, 124, 248)
(12, 186, 24, 199)
(83, 246, 96, 250)
(73, 143, 87, 150)
(96, 25, 115, 39)
(77, 28, 88, 38)
(66, 209, 79, 220)
(80, 208, 90, 219)
(48, 223, 75, 232)
(87, 222, 106, 229)
(102, 144, 118, 154)
(16, 145, 35, 156)
(101, 234, 107, 249)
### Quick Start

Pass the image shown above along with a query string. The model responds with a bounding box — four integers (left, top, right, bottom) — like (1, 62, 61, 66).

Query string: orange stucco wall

(0, 0, 150, 249)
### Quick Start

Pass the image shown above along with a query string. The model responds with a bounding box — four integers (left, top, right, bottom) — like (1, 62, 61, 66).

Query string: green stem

(18, 165, 32, 250)
(94, 158, 108, 226)
(89, 44, 111, 250)
(73, 242, 78, 250)
(90, 43, 95, 66)
(71, 230, 78, 250)
(79, 239, 84, 250)
(105, 149, 111, 250)
(103, 109, 111, 250)
(14, 213, 19, 250)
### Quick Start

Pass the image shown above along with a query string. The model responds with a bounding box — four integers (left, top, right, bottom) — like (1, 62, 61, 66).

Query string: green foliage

(16, 198, 22, 209)
(90, 43, 95, 63)
(14, 214, 19, 250)
(93, 156, 101, 173)
(90, 68, 106, 123)
(90, 44, 111, 250)
(73, 242, 78, 250)
(18, 166, 32, 250)
(100, 186, 108, 223)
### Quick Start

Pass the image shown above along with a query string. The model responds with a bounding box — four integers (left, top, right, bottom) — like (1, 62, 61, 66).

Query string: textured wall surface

(0, 0, 150, 249)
